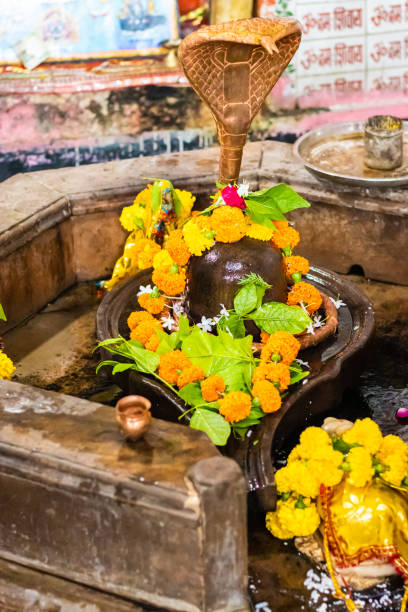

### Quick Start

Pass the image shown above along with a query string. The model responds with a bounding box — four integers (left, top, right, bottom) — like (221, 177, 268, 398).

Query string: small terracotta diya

(115, 395, 152, 442)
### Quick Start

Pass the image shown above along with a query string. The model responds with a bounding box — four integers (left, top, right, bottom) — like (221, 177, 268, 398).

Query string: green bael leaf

(249, 302, 312, 335)
(98, 337, 160, 374)
(0, 303, 6, 321)
(265, 184, 310, 214)
(190, 408, 231, 446)
(151, 180, 162, 212)
(234, 284, 258, 315)
(178, 382, 205, 407)
(217, 313, 246, 339)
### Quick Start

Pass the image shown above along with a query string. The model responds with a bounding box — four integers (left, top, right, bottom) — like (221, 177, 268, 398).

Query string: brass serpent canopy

(178, 17, 302, 184)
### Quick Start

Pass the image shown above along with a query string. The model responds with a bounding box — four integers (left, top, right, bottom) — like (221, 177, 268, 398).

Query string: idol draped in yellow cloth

(266, 418, 408, 611)
(104, 181, 195, 291)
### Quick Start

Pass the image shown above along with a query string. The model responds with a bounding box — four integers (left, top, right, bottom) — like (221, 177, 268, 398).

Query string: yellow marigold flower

(177, 364, 205, 389)
(246, 221, 274, 241)
(127, 310, 155, 331)
(0, 350, 15, 380)
(252, 362, 290, 391)
(218, 391, 252, 424)
(342, 418, 383, 454)
(166, 229, 191, 266)
(260, 331, 300, 365)
(210, 206, 247, 243)
(120, 185, 153, 231)
(271, 225, 300, 250)
(152, 267, 186, 296)
(276, 498, 320, 537)
(175, 188, 195, 224)
(287, 281, 322, 315)
(299, 426, 332, 456)
(130, 320, 162, 347)
(381, 454, 408, 487)
(265, 510, 294, 539)
(138, 292, 166, 315)
(308, 458, 344, 488)
(153, 249, 174, 271)
(275, 461, 320, 498)
(252, 380, 282, 413)
(347, 446, 374, 488)
(201, 375, 226, 402)
(287, 444, 302, 463)
(145, 333, 160, 352)
(284, 256, 310, 279)
(182, 219, 215, 256)
(158, 350, 191, 385)
(138, 241, 161, 270)
(376, 434, 408, 463)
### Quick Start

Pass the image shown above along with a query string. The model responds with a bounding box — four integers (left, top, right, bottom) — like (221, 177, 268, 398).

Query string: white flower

(172, 301, 185, 317)
(161, 314, 175, 330)
(237, 180, 250, 198)
(295, 358, 310, 369)
(197, 316, 215, 332)
(330, 296, 346, 309)
(313, 315, 324, 328)
(219, 303, 230, 319)
(137, 284, 153, 296)
(306, 323, 315, 335)
(299, 301, 309, 316)
(212, 316, 221, 325)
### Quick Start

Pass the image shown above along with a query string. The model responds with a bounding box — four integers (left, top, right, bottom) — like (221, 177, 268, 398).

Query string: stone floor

(3, 273, 408, 611)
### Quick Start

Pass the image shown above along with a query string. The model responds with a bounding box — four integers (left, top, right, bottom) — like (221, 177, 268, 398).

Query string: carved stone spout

(178, 18, 302, 184)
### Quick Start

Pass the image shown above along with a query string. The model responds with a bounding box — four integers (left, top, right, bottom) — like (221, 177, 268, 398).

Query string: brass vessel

(115, 395, 152, 441)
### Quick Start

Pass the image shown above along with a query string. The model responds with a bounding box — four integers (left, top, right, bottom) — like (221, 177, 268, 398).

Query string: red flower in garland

(221, 185, 246, 209)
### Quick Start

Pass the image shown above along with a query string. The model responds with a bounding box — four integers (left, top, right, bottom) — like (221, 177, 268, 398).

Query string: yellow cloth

(319, 479, 408, 578)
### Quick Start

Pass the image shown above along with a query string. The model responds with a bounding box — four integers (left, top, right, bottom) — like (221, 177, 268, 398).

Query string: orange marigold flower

(177, 364, 205, 389)
(201, 375, 226, 402)
(127, 310, 155, 331)
(158, 350, 191, 384)
(260, 331, 270, 344)
(152, 268, 187, 296)
(137, 241, 161, 270)
(252, 380, 282, 413)
(273, 220, 289, 231)
(260, 331, 300, 365)
(130, 320, 162, 346)
(252, 362, 290, 392)
(145, 333, 160, 352)
(287, 281, 322, 315)
(271, 226, 300, 250)
(218, 391, 252, 424)
(284, 256, 310, 279)
(138, 292, 166, 315)
(210, 206, 247, 243)
(166, 229, 191, 266)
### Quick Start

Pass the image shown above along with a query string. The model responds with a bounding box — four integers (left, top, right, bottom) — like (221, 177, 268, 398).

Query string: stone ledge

(0, 379, 248, 612)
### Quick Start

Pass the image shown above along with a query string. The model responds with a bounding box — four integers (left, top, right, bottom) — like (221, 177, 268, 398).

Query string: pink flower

(221, 185, 246, 209)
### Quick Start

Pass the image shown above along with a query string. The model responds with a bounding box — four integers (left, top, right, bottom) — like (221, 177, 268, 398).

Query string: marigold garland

(252, 362, 290, 391)
(166, 229, 191, 266)
(0, 350, 15, 380)
(252, 380, 282, 413)
(270, 225, 300, 250)
(177, 364, 205, 389)
(138, 241, 161, 270)
(381, 454, 408, 487)
(130, 320, 162, 346)
(152, 267, 186, 296)
(210, 206, 247, 243)
(287, 281, 322, 314)
(201, 375, 226, 402)
(153, 249, 174, 271)
(377, 434, 408, 463)
(138, 292, 166, 315)
(120, 185, 153, 232)
(347, 446, 374, 488)
(267, 498, 320, 538)
(342, 418, 383, 454)
(158, 350, 191, 385)
(218, 391, 252, 424)
(284, 255, 310, 279)
(246, 221, 274, 241)
(260, 331, 300, 365)
(127, 310, 155, 331)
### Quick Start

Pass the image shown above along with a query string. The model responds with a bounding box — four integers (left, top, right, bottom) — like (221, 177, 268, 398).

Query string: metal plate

(294, 120, 408, 187)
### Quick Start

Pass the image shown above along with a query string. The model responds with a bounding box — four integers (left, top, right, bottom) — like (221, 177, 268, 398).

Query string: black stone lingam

(187, 237, 287, 336)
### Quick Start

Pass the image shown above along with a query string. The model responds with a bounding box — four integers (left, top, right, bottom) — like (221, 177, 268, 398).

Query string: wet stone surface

(3, 274, 408, 610)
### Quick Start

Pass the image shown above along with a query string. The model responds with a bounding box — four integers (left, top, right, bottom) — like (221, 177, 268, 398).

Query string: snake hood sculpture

(178, 17, 302, 184)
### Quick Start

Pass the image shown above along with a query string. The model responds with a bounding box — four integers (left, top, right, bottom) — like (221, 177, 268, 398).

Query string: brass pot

(115, 395, 152, 442)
